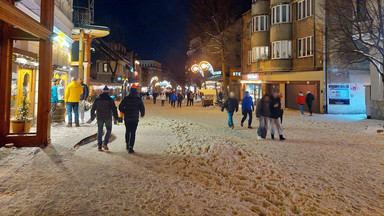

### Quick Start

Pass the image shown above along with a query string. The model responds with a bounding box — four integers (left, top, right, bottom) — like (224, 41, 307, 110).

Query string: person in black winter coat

(177, 92, 183, 108)
(89, 86, 118, 151)
(153, 92, 158, 104)
(256, 94, 271, 139)
(119, 84, 145, 153)
(306, 91, 315, 116)
(221, 92, 239, 129)
(269, 92, 286, 140)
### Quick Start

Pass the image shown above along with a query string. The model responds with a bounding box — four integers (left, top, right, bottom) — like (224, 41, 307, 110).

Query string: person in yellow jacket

(65, 77, 83, 127)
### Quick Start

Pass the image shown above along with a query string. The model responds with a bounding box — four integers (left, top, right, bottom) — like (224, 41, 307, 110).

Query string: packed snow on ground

(0, 101, 383, 215)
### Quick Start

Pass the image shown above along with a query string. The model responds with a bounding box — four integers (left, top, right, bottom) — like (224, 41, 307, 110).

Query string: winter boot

(279, 135, 286, 141)
(102, 144, 109, 151)
(128, 148, 135, 154)
(241, 122, 244, 127)
(271, 134, 275, 140)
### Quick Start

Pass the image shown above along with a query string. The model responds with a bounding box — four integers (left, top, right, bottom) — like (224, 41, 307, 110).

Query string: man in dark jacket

(153, 92, 158, 104)
(79, 78, 89, 124)
(89, 86, 118, 151)
(270, 92, 286, 140)
(221, 92, 239, 129)
(241, 91, 254, 129)
(306, 91, 315, 116)
(256, 94, 271, 139)
(119, 84, 145, 153)
(177, 92, 183, 108)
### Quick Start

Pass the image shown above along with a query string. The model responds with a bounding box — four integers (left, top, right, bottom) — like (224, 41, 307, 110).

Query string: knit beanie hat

(131, 84, 137, 92)
(103, 86, 110, 93)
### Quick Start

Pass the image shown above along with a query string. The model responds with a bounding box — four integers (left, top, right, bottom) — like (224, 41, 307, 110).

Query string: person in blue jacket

(241, 91, 254, 129)
(170, 92, 177, 108)
(51, 78, 60, 119)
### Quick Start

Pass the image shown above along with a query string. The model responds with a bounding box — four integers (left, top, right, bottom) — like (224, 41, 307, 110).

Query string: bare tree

(321, 0, 384, 82)
(190, 0, 240, 98)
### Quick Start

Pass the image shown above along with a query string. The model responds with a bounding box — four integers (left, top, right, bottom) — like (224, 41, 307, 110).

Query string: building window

(272, 41, 292, 59)
(248, 51, 252, 65)
(297, 0, 313, 20)
(357, 0, 367, 21)
(272, 4, 292, 25)
(252, 15, 269, 32)
(297, 36, 313, 58)
(252, 46, 269, 62)
(103, 63, 108, 73)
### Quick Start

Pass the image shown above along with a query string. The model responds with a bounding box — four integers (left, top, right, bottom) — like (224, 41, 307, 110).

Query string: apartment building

(242, 0, 370, 114)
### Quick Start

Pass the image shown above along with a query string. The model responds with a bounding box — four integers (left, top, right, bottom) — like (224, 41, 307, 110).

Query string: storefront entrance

(285, 83, 320, 113)
(244, 84, 262, 103)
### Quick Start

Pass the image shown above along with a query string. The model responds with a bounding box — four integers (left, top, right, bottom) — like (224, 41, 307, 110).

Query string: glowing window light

(15, 57, 28, 64)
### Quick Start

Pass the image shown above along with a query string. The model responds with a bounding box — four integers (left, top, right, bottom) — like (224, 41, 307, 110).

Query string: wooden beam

(36, 0, 54, 146)
(0, 0, 51, 40)
(10, 28, 40, 41)
(0, 21, 13, 146)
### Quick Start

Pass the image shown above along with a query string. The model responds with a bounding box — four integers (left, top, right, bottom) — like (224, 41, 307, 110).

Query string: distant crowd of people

(221, 90, 315, 140)
(146, 90, 196, 108)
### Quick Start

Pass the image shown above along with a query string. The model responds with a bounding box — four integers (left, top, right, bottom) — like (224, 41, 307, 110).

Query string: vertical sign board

(329, 84, 350, 105)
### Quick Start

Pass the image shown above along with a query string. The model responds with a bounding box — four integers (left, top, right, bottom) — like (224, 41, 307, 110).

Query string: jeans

(171, 101, 176, 107)
(161, 100, 165, 106)
(177, 100, 182, 108)
(270, 118, 283, 136)
(241, 110, 253, 126)
(66, 102, 79, 125)
(50, 102, 57, 118)
(79, 100, 86, 122)
(299, 104, 304, 115)
(227, 111, 234, 126)
(257, 116, 269, 137)
(153, 98, 156, 104)
(125, 120, 139, 149)
(97, 119, 112, 148)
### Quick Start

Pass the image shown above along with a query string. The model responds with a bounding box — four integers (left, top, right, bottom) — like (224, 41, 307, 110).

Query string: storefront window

(9, 41, 40, 134)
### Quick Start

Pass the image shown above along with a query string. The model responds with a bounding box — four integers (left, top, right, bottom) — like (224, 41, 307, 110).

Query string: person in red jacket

(297, 91, 306, 116)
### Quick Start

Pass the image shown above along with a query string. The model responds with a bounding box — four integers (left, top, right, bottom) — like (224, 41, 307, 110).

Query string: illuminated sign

(232, 72, 241, 77)
(213, 71, 222, 75)
(245, 73, 260, 80)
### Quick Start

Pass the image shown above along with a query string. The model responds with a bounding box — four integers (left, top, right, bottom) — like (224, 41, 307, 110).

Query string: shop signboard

(242, 73, 260, 81)
(329, 84, 350, 105)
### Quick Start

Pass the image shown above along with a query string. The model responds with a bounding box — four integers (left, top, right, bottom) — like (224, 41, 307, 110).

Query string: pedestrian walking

(78, 78, 89, 124)
(221, 92, 239, 129)
(89, 86, 118, 151)
(306, 91, 315, 116)
(256, 94, 271, 139)
(65, 77, 83, 127)
(278, 92, 284, 123)
(186, 91, 191, 106)
(177, 92, 183, 108)
(189, 92, 194, 106)
(119, 84, 145, 154)
(160, 92, 166, 106)
(170, 92, 177, 108)
(297, 91, 306, 116)
(153, 92, 158, 104)
(51, 78, 60, 120)
(270, 92, 286, 140)
(241, 91, 254, 129)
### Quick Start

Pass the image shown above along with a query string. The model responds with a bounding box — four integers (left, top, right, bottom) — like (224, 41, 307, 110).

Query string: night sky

(91, 0, 193, 81)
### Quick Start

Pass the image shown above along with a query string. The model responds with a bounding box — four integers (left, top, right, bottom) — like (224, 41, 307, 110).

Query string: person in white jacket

(160, 92, 166, 106)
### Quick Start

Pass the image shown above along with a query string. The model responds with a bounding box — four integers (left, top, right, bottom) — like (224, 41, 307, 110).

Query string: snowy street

(0, 101, 383, 215)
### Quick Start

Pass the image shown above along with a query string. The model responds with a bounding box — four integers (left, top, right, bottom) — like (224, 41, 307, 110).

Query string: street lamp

(190, 61, 214, 77)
